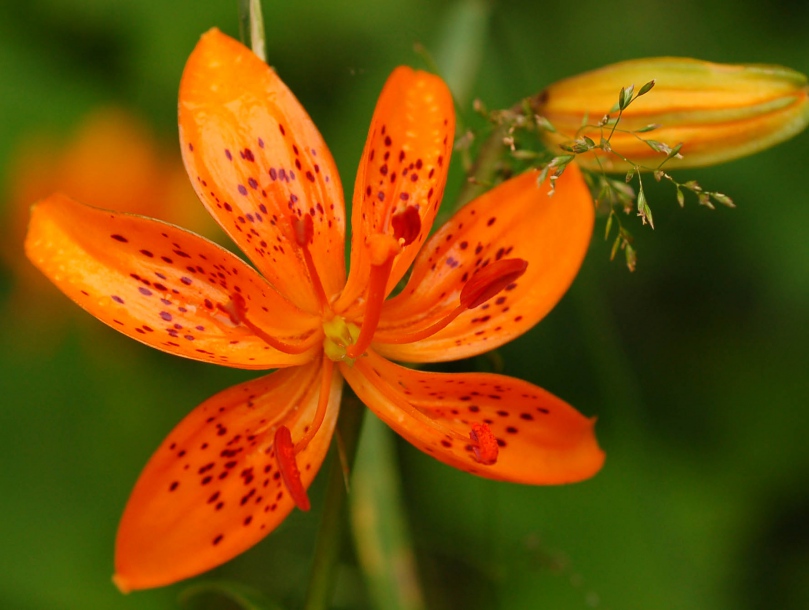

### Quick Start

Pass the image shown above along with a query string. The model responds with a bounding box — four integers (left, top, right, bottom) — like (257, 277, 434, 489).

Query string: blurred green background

(1, 0, 808, 608)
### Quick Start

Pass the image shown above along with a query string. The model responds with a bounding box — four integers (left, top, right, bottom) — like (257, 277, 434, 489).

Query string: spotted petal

(373, 166, 594, 362)
(114, 357, 342, 591)
(180, 29, 346, 314)
(337, 66, 455, 314)
(25, 194, 321, 368)
(340, 351, 604, 484)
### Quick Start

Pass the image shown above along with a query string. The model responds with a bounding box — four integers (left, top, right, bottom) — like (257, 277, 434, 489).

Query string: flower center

(322, 315, 361, 363)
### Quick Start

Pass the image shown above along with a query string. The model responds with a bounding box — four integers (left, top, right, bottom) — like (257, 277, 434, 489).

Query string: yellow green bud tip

(532, 57, 809, 172)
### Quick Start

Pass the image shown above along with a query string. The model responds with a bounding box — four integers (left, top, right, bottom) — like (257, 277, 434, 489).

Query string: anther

(274, 426, 311, 511)
(469, 423, 499, 465)
(293, 213, 314, 247)
(460, 258, 528, 309)
(391, 205, 421, 246)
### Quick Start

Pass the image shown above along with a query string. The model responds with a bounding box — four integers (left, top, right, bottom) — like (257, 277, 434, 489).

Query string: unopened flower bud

(532, 57, 809, 171)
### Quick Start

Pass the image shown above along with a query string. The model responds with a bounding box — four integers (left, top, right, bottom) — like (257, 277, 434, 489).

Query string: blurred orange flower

(3, 107, 213, 331)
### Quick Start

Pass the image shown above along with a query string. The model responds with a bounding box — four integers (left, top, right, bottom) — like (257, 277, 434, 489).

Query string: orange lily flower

(24, 29, 604, 591)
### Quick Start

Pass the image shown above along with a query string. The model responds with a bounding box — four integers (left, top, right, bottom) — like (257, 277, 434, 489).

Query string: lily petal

(341, 351, 604, 484)
(114, 357, 342, 591)
(374, 166, 594, 362)
(337, 66, 455, 314)
(180, 29, 346, 313)
(25, 194, 321, 368)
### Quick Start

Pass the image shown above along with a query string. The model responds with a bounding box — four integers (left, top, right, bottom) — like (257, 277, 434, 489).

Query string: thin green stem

(433, 0, 491, 111)
(301, 397, 365, 610)
(238, 0, 266, 61)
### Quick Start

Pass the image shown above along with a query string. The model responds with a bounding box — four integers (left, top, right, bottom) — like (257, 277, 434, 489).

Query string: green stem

(302, 398, 365, 610)
(350, 414, 426, 610)
(238, 0, 266, 61)
(433, 0, 491, 110)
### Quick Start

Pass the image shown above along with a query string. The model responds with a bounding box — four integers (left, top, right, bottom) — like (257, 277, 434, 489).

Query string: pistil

(345, 207, 422, 359)
(345, 234, 400, 360)
(294, 358, 335, 453)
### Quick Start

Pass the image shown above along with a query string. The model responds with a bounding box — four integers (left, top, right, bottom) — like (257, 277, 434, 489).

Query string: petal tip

(112, 573, 132, 594)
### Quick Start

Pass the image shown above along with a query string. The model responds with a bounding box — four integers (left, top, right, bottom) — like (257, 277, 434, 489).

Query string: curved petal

(25, 194, 321, 369)
(336, 66, 455, 314)
(374, 166, 594, 362)
(341, 351, 604, 484)
(180, 29, 346, 313)
(114, 357, 342, 591)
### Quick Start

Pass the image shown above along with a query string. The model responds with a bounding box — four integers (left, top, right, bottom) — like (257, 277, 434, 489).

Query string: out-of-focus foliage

(1, 1, 808, 609)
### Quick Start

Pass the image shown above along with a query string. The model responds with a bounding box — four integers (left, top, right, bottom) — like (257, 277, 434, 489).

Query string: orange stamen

(294, 357, 334, 453)
(460, 258, 528, 309)
(274, 425, 311, 511)
(376, 257, 529, 345)
(218, 293, 317, 354)
(346, 234, 400, 359)
(377, 304, 466, 344)
(292, 215, 329, 310)
(354, 356, 479, 448)
(469, 423, 499, 465)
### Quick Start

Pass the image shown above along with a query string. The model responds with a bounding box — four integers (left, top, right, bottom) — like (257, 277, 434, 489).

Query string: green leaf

(636, 184, 647, 213)
(534, 115, 556, 132)
(642, 201, 655, 229)
(637, 79, 656, 96)
(634, 123, 660, 133)
(644, 139, 672, 154)
(710, 192, 736, 208)
(665, 142, 684, 161)
(698, 192, 715, 209)
(619, 84, 635, 110)
(537, 165, 550, 185)
(610, 234, 622, 261)
(625, 243, 637, 271)
(580, 110, 590, 128)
